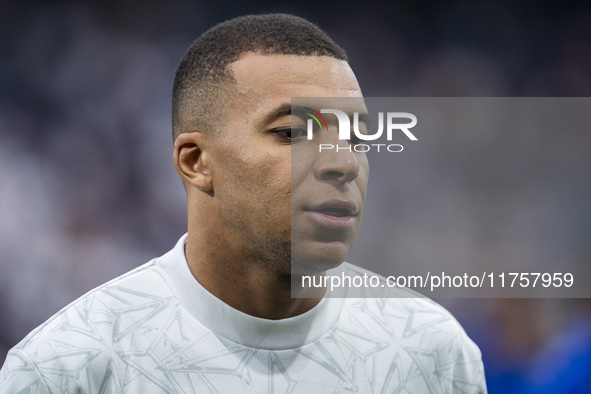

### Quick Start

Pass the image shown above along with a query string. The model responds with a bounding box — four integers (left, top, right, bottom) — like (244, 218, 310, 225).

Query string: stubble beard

(260, 240, 291, 273)
(243, 233, 292, 280)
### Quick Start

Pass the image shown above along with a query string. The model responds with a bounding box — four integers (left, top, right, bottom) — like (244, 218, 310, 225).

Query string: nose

(314, 137, 360, 186)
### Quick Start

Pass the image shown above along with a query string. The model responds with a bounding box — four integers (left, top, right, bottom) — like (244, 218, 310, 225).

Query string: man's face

(208, 53, 368, 274)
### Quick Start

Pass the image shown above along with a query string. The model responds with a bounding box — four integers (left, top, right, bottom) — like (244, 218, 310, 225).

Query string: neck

(184, 226, 324, 320)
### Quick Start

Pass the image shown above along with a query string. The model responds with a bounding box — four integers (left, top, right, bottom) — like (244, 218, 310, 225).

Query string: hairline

(174, 52, 350, 141)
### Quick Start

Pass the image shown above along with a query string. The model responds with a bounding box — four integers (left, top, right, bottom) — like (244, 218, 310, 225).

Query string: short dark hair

(172, 13, 348, 141)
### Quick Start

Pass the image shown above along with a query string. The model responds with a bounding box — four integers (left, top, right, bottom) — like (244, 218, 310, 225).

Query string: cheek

(218, 151, 291, 211)
(262, 160, 292, 211)
(289, 145, 317, 198)
(358, 158, 370, 199)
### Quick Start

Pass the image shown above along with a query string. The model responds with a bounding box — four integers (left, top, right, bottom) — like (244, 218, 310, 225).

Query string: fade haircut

(172, 13, 348, 141)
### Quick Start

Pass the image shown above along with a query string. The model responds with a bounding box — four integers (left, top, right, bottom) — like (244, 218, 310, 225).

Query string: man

(1, 14, 487, 393)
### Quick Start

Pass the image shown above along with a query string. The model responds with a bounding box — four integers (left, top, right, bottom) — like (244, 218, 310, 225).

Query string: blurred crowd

(1, 1, 590, 392)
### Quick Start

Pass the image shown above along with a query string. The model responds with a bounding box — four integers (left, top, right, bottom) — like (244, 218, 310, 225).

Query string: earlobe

(174, 132, 213, 193)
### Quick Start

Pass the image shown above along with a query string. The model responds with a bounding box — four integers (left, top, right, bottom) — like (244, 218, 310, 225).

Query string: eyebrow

(261, 103, 293, 126)
(261, 102, 371, 126)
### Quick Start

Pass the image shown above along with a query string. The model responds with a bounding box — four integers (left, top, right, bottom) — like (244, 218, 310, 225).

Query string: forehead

(228, 54, 362, 109)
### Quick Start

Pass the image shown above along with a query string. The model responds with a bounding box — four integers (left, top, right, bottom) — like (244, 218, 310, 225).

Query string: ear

(174, 132, 213, 193)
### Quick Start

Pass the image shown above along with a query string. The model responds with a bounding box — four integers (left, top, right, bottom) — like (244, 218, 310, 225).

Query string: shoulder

(334, 262, 487, 392)
(16, 260, 175, 350)
(1, 260, 180, 392)
(336, 262, 480, 351)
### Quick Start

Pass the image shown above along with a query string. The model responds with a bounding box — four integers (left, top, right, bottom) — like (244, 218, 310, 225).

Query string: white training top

(0, 234, 487, 393)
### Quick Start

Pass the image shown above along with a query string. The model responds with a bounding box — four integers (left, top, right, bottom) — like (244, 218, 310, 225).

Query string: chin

(290, 243, 350, 276)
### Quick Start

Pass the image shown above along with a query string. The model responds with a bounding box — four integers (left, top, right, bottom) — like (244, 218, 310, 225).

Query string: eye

(274, 128, 308, 142)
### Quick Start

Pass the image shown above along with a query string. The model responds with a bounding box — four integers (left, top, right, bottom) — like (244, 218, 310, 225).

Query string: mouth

(309, 200, 358, 216)
(305, 200, 359, 229)
(315, 207, 354, 217)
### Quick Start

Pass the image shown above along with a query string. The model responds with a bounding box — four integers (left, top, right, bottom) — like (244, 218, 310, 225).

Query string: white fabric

(1, 234, 487, 393)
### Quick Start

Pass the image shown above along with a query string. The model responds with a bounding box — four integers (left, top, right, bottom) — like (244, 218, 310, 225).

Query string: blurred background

(1, 0, 590, 392)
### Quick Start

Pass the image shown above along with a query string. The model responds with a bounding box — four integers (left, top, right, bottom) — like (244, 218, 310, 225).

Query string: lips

(304, 200, 359, 229)
(318, 208, 351, 217)
(309, 200, 358, 217)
